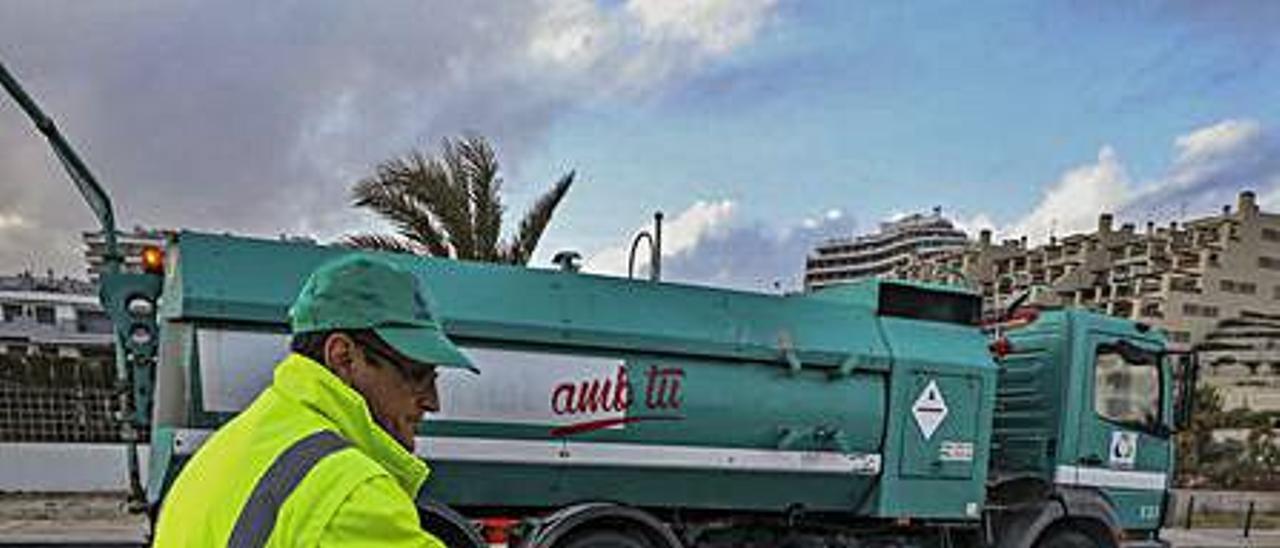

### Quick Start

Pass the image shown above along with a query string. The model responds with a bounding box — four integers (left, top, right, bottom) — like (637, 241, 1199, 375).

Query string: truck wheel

(526, 503, 682, 548)
(415, 497, 486, 548)
(557, 529, 655, 548)
(1035, 530, 1098, 548)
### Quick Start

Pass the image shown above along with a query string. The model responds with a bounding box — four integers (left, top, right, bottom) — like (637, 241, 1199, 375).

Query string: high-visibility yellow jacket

(153, 353, 446, 547)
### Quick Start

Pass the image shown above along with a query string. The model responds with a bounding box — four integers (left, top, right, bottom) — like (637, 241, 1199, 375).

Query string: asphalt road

(1161, 528, 1280, 547)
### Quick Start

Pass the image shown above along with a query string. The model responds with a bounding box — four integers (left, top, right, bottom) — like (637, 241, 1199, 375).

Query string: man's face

(325, 333, 439, 451)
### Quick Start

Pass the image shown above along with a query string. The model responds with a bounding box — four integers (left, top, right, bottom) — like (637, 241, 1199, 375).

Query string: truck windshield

(1094, 342, 1161, 431)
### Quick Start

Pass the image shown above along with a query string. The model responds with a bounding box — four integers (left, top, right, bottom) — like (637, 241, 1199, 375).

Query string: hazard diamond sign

(912, 380, 948, 440)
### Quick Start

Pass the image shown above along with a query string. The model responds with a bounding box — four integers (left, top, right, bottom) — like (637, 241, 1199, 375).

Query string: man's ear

(324, 333, 358, 382)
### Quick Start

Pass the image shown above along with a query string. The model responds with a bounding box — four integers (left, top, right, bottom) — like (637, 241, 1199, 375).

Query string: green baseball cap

(289, 253, 477, 373)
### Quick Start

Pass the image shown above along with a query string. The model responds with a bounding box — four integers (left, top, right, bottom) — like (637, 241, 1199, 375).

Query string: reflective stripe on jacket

(153, 353, 445, 547)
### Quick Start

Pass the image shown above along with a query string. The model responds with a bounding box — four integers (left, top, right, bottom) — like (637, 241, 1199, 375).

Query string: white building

(804, 208, 970, 290)
(0, 272, 113, 360)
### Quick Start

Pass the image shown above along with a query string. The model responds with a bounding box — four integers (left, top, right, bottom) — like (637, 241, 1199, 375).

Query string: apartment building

(0, 271, 113, 359)
(805, 208, 970, 290)
(0, 272, 118, 442)
(909, 191, 1280, 410)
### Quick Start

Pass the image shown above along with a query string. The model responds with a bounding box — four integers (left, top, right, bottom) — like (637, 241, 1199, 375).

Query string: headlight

(126, 295, 155, 317)
(129, 324, 154, 347)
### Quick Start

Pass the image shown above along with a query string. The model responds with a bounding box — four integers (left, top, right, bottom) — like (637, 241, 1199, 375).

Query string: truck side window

(1094, 344, 1160, 430)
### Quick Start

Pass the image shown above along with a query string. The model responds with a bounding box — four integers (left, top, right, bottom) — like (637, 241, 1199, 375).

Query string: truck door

(1068, 333, 1172, 530)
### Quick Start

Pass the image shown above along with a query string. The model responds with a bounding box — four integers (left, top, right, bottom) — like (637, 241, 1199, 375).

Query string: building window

(1260, 256, 1280, 270)
(1182, 303, 1220, 318)
(1263, 228, 1280, 243)
(75, 309, 113, 334)
(34, 306, 55, 325)
(1094, 342, 1161, 430)
(1167, 331, 1191, 343)
(1170, 277, 1199, 293)
(2, 304, 21, 322)
(1220, 279, 1258, 295)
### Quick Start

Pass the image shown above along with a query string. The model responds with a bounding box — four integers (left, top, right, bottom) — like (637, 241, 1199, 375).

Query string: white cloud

(988, 118, 1280, 245)
(625, 0, 778, 56)
(1136, 119, 1272, 207)
(527, 0, 613, 70)
(950, 212, 996, 238)
(660, 205, 858, 292)
(579, 199, 857, 292)
(1173, 118, 1262, 166)
(1260, 181, 1280, 211)
(584, 199, 736, 276)
(1007, 146, 1132, 243)
(801, 208, 843, 229)
(526, 0, 779, 94)
(0, 213, 27, 230)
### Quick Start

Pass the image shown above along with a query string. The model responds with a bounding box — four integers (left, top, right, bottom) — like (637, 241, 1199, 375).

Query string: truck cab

(990, 308, 1184, 546)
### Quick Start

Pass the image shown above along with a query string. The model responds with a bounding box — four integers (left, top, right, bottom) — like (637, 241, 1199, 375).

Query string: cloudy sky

(2, 1, 1279, 291)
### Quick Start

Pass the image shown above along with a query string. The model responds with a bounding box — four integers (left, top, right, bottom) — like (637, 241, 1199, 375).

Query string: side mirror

(1170, 351, 1199, 432)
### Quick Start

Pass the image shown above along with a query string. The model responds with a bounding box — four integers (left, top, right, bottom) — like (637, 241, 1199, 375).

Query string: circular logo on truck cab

(1109, 431, 1137, 468)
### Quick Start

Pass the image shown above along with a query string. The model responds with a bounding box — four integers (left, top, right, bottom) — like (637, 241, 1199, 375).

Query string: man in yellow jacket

(154, 253, 477, 547)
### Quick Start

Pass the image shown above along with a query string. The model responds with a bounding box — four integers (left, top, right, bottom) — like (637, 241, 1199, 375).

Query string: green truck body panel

(147, 232, 999, 519)
(164, 232, 888, 369)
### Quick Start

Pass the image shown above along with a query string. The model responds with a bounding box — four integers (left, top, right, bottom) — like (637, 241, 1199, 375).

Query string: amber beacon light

(140, 245, 165, 275)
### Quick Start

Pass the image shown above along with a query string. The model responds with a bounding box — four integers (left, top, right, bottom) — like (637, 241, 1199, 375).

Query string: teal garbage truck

(3, 59, 1194, 548)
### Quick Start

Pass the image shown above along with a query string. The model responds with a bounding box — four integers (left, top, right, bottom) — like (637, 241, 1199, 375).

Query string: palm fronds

(504, 171, 575, 264)
(347, 135, 573, 265)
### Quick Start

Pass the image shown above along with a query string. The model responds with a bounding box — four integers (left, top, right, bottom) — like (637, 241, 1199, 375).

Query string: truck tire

(416, 497, 486, 548)
(1035, 530, 1098, 548)
(557, 529, 655, 548)
(524, 503, 682, 548)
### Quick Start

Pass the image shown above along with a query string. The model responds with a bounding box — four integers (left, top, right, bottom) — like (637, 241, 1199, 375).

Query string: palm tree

(346, 135, 574, 264)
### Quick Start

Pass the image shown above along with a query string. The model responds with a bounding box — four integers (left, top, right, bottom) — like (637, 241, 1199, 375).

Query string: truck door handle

(1079, 455, 1103, 466)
